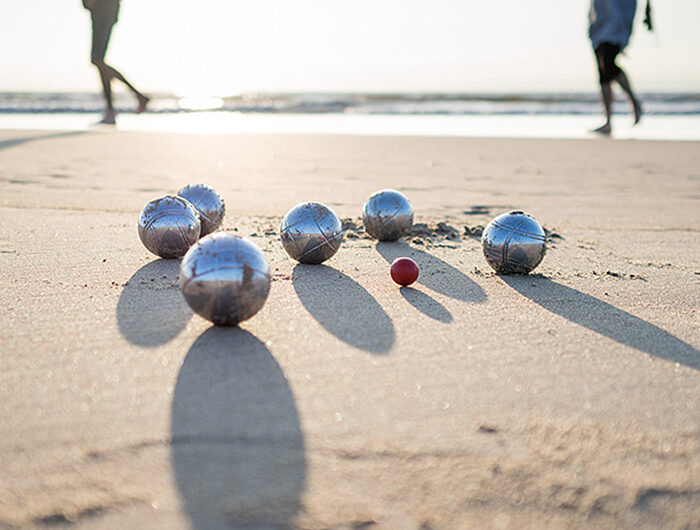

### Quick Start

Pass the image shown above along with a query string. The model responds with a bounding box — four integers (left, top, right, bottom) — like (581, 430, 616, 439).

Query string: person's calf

(614, 73, 642, 125)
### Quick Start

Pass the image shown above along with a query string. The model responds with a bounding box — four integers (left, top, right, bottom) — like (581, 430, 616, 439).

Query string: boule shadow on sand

(171, 327, 305, 528)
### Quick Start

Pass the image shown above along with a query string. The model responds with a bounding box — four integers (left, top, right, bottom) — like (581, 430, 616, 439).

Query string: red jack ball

(390, 257, 419, 286)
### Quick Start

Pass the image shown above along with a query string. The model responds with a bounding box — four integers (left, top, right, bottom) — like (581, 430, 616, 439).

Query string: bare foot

(136, 94, 150, 114)
(591, 123, 611, 135)
(633, 99, 642, 125)
(98, 109, 116, 125)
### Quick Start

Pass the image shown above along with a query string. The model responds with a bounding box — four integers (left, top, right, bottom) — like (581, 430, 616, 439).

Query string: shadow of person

(116, 259, 192, 347)
(503, 276, 700, 370)
(292, 264, 395, 354)
(376, 242, 487, 304)
(0, 130, 87, 152)
(171, 327, 305, 529)
(400, 287, 453, 323)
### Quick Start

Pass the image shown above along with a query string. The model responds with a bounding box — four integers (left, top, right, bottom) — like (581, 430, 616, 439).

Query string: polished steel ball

(280, 201, 343, 264)
(481, 211, 546, 274)
(177, 184, 225, 236)
(179, 232, 271, 326)
(138, 195, 201, 259)
(362, 189, 414, 241)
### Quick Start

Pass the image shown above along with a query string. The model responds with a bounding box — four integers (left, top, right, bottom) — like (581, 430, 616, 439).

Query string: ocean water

(1, 92, 699, 140)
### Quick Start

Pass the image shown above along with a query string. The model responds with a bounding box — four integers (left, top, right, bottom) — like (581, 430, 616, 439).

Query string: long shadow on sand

(376, 242, 486, 304)
(0, 131, 87, 151)
(116, 259, 192, 347)
(503, 276, 699, 370)
(400, 287, 453, 323)
(292, 264, 395, 354)
(171, 327, 305, 529)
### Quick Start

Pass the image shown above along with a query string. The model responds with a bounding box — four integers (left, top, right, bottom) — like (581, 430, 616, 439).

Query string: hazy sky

(1, 0, 699, 94)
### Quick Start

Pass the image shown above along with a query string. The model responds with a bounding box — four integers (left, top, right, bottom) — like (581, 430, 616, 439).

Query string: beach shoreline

(2, 112, 700, 141)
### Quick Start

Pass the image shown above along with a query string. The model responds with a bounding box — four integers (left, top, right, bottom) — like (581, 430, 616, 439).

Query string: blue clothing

(589, 0, 637, 50)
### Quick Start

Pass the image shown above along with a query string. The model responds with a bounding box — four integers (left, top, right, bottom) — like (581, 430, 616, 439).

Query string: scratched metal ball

(179, 232, 271, 326)
(138, 195, 201, 259)
(280, 201, 343, 264)
(362, 189, 414, 241)
(177, 184, 225, 236)
(481, 211, 546, 274)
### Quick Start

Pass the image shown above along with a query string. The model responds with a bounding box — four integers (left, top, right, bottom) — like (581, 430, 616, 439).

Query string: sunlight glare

(178, 96, 224, 111)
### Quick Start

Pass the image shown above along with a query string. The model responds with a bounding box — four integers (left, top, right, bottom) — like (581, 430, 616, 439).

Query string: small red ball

(390, 257, 419, 286)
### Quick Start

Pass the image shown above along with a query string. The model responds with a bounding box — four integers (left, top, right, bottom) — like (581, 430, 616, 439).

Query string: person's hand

(643, 0, 653, 31)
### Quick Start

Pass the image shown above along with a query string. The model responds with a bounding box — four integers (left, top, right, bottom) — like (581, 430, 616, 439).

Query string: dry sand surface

(0, 129, 699, 529)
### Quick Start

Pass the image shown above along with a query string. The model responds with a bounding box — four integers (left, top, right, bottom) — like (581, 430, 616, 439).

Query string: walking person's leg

(90, 8, 149, 124)
(594, 81, 614, 135)
(614, 70, 642, 125)
(593, 43, 642, 134)
(99, 63, 150, 113)
(90, 11, 117, 123)
(592, 43, 620, 134)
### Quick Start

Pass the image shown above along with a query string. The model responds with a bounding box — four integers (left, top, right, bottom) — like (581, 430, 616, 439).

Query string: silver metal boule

(138, 195, 201, 259)
(177, 184, 225, 236)
(179, 232, 271, 326)
(481, 211, 546, 274)
(280, 201, 343, 264)
(362, 189, 414, 241)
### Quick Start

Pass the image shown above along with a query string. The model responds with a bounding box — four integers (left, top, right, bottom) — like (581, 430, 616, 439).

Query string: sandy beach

(0, 129, 698, 529)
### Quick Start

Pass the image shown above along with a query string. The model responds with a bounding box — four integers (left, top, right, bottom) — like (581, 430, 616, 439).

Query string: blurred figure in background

(588, 0, 651, 135)
(83, 0, 149, 124)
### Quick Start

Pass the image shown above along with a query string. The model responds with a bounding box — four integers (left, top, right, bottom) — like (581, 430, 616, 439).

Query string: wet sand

(0, 129, 698, 529)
